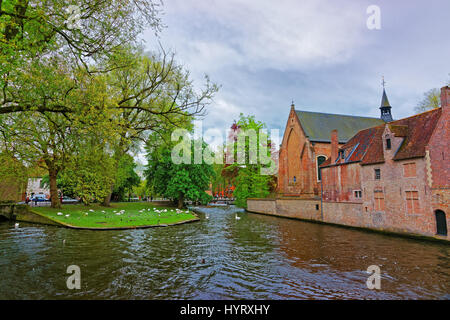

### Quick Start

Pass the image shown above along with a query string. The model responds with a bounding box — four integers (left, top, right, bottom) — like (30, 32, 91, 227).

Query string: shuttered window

(403, 163, 416, 177)
(374, 190, 385, 211)
(406, 191, 420, 213)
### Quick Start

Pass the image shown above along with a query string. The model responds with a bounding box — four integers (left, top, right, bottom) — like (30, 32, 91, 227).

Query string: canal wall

(247, 198, 450, 242)
(0, 203, 60, 226)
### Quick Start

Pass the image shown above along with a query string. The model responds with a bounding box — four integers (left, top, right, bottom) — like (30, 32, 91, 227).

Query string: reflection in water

(0, 205, 448, 299)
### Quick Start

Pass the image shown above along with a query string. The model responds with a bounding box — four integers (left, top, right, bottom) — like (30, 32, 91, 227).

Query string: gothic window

(316, 156, 327, 181)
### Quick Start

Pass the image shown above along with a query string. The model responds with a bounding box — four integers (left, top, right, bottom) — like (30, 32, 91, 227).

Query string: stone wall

(0, 203, 60, 226)
(247, 198, 321, 221)
(247, 197, 449, 241)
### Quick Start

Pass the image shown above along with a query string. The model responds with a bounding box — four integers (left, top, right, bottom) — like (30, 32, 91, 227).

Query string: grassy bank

(31, 202, 198, 229)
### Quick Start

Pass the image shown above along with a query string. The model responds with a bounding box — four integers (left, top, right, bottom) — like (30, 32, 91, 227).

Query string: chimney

(441, 86, 450, 110)
(330, 129, 338, 164)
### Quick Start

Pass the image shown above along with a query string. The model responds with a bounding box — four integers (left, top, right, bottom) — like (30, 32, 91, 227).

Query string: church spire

(380, 76, 393, 122)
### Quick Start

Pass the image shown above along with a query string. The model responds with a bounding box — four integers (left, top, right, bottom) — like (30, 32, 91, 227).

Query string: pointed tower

(380, 78, 393, 122)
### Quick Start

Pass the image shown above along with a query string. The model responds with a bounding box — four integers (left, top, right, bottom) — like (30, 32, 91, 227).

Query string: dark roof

(391, 107, 442, 161)
(295, 110, 384, 143)
(380, 89, 391, 108)
(321, 107, 442, 167)
(320, 125, 385, 167)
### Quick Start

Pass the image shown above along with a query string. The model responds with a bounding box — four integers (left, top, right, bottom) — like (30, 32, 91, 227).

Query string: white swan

(235, 214, 241, 220)
(14, 223, 19, 228)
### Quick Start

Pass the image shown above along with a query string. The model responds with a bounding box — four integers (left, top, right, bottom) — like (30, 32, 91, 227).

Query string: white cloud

(158, 0, 367, 72)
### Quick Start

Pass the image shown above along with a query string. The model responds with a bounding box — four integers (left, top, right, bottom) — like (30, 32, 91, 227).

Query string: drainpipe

(320, 180, 324, 221)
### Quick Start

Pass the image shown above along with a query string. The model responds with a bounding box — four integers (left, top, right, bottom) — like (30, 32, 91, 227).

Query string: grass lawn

(31, 202, 198, 229)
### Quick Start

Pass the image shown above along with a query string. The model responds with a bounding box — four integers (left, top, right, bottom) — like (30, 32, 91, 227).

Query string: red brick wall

(278, 109, 339, 196)
(321, 162, 362, 202)
(427, 89, 449, 231)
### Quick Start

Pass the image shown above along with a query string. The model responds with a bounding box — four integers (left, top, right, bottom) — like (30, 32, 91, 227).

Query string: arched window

(317, 156, 327, 181)
(435, 210, 447, 236)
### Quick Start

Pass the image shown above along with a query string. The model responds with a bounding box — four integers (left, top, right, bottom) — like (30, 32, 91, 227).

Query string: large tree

(225, 114, 276, 208)
(1, 0, 162, 113)
(99, 47, 218, 206)
(0, 55, 121, 208)
(145, 135, 215, 208)
(1, 2, 218, 207)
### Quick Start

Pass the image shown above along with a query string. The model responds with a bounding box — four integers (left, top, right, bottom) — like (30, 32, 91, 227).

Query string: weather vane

(382, 76, 386, 89)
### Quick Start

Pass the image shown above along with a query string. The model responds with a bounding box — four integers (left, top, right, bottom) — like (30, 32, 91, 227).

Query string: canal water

(0, 206, 448, 299)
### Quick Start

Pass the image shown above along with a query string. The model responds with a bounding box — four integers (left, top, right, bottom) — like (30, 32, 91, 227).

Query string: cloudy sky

(141, 0, 450, 136)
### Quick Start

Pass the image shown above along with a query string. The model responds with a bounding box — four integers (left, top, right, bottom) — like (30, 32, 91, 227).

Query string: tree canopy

(224, 114, 276, 208)
(145, 134, 215, 208)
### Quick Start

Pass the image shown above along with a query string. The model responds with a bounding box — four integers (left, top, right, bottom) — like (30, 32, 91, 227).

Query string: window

(293, 176, 296, 183)
(386, 138, 391, 150)
(316, 204, 319, 211)
(435, 210, 448, 236)
(406, 191, 420, 214)
(374, 169, 381, 180)
(374, 190, 385, 211)
(354, 190, 362, 198)
(316, 156, 327, 181)
(403, 163, 416, 177)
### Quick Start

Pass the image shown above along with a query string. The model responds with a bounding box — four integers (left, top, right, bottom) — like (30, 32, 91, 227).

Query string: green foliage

(226, 114, 274, 208)
(415, 88, 441, 113)
(112, 154, 141, 201)
(145, 137, 215, 208)
(415, 77, 450, 113)
(0, 3, 218, 208)
(133, 180, 150, 199)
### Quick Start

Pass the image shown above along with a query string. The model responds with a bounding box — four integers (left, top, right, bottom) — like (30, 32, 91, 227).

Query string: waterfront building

(248, 86, 449, 241)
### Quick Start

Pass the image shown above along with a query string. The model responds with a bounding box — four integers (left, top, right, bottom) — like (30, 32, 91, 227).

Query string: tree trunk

(101, 148, 125, 207)
(101, 185, 113, 207)
(177, 194, 184, 209)
(49, 167, 60, 209)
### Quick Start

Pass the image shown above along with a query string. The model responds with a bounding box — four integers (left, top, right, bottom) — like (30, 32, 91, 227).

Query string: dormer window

(386, 138, 391, 150)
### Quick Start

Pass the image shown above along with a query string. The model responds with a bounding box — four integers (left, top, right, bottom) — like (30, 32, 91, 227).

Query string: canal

(0, 205, 448, 299)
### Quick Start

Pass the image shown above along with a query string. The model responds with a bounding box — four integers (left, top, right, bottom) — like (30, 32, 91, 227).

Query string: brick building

(247, 86, 449, 241)
(278, 102, 384, 197)
(319, 86, 449, 239)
